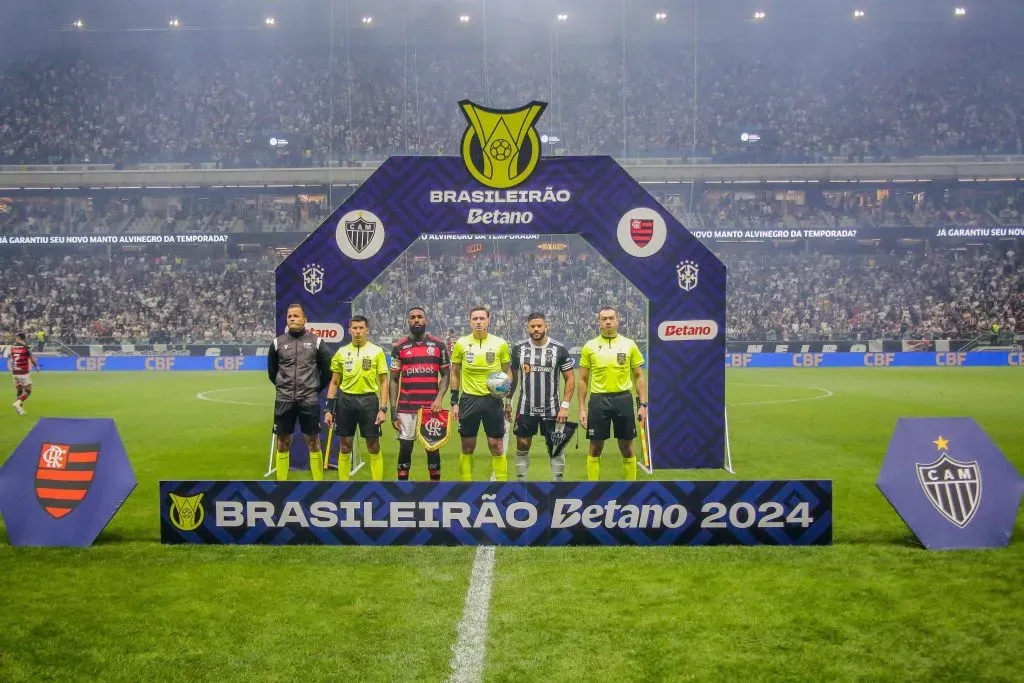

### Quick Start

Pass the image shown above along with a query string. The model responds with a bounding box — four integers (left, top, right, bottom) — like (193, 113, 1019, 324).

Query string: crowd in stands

(2, 37, 1023, 167)
(2, 246, 1020, 347)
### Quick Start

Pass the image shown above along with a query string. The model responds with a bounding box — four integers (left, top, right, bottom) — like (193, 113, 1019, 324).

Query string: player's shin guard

(397, 440, 414, 481)
(369, 451, 384, 481)
(427, 450, 441, 481)
(551, 454, 565, 481)
(308, 450, 324, 481)
(622, 456, 637, 481)
(338, 452, 351, 481)
(515, 449, 529, 481)
(492, 454, 508, 481)
(275, 450, 290, 481)
(587, 455, 601, 481)
(459, 453, 473, 481)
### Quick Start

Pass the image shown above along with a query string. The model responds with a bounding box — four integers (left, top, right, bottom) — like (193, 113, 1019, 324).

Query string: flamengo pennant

(35, 442, 100, 519)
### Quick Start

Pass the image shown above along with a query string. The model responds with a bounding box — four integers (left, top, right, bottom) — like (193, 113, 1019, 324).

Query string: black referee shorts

(586, 391, 636, 441)
(458, 394, 506, 439)
(337, 393, 382, 438)
(274, 400, 321, 436)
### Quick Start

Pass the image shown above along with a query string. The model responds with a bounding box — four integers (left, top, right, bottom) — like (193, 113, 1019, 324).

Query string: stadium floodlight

(753, 11, 766, 20)
(361, 16, 373, 25)
(264, 16, 276, 26)
(954, 7, 967, 16)
(654, 12, 668, 22)
(72, 19, 84, 29)
(458, 15, 470, 23)
(853, 9, 866, 18)
(556, 13, 568, 22)
(169, 18, 180, 28)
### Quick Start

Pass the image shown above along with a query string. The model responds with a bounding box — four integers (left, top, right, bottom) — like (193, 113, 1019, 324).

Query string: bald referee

(577, 307, 647, 481)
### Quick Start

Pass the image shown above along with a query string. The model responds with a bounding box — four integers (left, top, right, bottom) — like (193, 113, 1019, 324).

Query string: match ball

(486, 371, 512, 398)
(488, 138, 513, 161)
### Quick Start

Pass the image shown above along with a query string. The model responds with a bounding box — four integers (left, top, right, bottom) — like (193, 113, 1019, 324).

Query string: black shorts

(586, 392, 636, 441)
(513, 413, 555, 438)
(336, 393, 382, 438)
(458, 394, 506, 439)
(274, 400, 321, 436)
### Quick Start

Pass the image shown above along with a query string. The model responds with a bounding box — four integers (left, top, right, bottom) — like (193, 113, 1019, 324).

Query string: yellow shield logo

(459, 100, 547, 189)
(168, 492, 205, 532)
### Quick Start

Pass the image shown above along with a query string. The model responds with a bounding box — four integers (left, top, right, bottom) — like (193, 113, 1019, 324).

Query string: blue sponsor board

(35, 350, 1024, 371)
(160, 480, 832, 546)
(0, 418, 137, 547)
(877, 418, 1024, 550)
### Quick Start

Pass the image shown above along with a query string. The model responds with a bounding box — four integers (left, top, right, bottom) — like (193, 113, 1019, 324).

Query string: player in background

(10, 332, 40, 415)
(389, 306, 450, 481)
(577, 307, 647, 481)
(450, 307, 512, 481)
(508, 313, 575, 480)
(267, 304, 333, 480)
(325, 315, 390, 481)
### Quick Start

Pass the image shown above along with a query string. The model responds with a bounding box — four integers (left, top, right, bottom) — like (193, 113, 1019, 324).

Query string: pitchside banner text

(27, 351, 1024, 372)
(160, 480, 832, 546)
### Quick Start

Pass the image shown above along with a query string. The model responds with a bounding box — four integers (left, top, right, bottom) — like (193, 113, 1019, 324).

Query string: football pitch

(1, 368, 1022, 681)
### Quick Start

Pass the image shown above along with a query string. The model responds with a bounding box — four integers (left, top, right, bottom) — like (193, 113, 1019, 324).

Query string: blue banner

(0, 418, 137, 547)
(877, 418, 1024, 550)
(159, 480, 832, 546)
(33, 351, 1024, 371)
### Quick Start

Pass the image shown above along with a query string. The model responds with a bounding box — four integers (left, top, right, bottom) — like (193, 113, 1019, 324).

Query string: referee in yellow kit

(577, 307, 648, 481)
(325, 315, 390, 480)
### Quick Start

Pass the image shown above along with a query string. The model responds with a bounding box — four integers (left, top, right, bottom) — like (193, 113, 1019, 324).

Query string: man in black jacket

(267, 303, 333, 480)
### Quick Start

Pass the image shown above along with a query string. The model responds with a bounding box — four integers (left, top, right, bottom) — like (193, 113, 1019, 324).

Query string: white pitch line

(448, 544, 496, 683)
(728, 384, 834, 407)
(195, 387, 264, 406)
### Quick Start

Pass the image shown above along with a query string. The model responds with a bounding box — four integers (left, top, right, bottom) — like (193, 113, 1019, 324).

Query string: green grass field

(1, 368, 1023, 681)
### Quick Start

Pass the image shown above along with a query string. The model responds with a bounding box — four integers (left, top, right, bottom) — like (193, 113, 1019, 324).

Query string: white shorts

(13, 374, 31, 387)
(395, 412, 417, 441)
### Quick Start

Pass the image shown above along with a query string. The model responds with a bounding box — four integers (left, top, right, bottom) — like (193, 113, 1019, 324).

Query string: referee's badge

(616, 352, 627, 366)
(361, 358, 372, 371)
(486, 352, 496, 364)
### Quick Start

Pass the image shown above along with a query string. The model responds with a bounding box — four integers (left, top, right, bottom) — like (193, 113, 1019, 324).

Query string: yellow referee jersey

(330, 342, 388, 394)
(579, 334, 644, 394)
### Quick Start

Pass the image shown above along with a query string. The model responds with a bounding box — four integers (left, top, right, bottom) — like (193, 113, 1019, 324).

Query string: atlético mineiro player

(9, 332, 40, 415)
(389, 307, 451, 481)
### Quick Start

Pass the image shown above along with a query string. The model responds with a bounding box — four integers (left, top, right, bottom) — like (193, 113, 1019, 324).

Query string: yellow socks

(492, 454, 508, 481)
(622, 456, 637, 481)
(587, 455, 601, 481)
(337, 453, 350, 481)
(369, 452, 384, 481)
(459, 454, 473, 481)
(275, 451, 290, 481)
(309, 451, 324, 481)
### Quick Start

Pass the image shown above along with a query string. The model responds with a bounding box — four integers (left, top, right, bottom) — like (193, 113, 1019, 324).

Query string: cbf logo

(916, 435, 981, 528)
(168, 492, 205, 532)
(302, 263, 324, 295)
(677, 260, 699, 292)
(460, 100, 547, 189)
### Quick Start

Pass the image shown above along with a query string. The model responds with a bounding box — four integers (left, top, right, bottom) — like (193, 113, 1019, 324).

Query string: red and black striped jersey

(10, 343, 33, 375)
(390, 334, 449, 413)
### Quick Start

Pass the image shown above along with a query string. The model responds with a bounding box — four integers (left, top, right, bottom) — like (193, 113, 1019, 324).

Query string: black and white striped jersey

(510, 338, 574, 417)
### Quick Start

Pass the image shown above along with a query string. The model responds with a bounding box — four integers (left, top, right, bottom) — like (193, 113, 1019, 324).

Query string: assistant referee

(577, 306, 647, 481)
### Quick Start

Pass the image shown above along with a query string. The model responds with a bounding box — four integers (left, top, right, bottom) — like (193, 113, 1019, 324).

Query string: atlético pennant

(34, 442, 100, 519)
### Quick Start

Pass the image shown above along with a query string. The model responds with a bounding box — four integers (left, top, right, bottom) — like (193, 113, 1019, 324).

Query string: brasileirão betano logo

(459, 100, 547, 189)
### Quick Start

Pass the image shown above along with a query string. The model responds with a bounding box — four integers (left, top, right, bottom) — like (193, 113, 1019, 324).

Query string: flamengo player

(389, 307, 450, 481)
(10, 332, 40, 415)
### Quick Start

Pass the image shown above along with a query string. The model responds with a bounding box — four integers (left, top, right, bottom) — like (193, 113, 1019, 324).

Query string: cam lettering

(75, 357, 106, 371)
